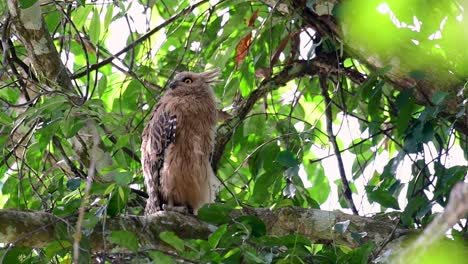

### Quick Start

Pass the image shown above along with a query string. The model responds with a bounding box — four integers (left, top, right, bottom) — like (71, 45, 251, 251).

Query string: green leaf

(121, 80, 143, 111)
(401, 195, 427, 226)
(275, 150, 300, 167)
(334, 220, 350, 234)
(0, 111, 13, 126)
(244, 250, 265, 263)
(304, 161, 330, 204)
(223, 248, 242, 263)
(53, 199, 82, 216)
(238, 63, 255, 97)
(260, 143, 282, 171)
(108, 186, 129, 217)
(91, 182, 115, 196)
(19, 0, 38, 9)
(198, 203, 233, 224)
(159, 231, 184, 252)
(44, 240, 72, 259)
(66, 178, 81, 191)
(344, 242, 374, 263)
(350, 231, 368, 245)
(108, 230, 139, 252)
(73, 6, 93, 31)
(96, 75, 108, 96)
(395, 89, 415, 135)
(148, 251, 175, 264)
(104, 4, 114, 29)
(250, 171, 281, 205)
(89, 8, 101, 43)
(236, 215, 266, 237)
(114, 171, 133, 187)
(367, 80, 384, 122)
(1, 247, 32, 263)
(368, 188, 400, 209)
(431, 91, 449, 105)
(62, 116, 85, 138)
(208, 224, 228, 248)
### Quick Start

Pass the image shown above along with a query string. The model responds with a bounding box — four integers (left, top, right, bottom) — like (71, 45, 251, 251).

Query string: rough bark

(0, 207, 406, 252)
(6, 0, 115, 182)
(7, 0, 73, 91)
(2, 181, 466, 259)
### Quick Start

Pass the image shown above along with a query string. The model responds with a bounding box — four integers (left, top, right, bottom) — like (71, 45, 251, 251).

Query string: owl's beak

(169, 81, 178, 89)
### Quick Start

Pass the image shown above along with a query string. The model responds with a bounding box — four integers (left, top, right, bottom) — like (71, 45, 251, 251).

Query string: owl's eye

(183, 78, 193, 84)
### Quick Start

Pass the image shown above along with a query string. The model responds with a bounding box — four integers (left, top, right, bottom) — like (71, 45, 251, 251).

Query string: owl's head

(168, 69, 220, 90)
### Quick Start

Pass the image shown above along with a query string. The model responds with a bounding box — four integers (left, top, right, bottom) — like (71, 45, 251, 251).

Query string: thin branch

(319, 74, 359, 215)
(212, 55, 365, 171)
(73, 121, 99, 262)
(71, 0, 214, 79)
(52, 136, 86, 178)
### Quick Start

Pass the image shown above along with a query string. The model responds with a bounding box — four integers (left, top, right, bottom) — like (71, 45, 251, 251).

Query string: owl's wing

(142, 104, 177, 214)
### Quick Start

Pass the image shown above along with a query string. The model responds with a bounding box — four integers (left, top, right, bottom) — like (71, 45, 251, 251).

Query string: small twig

(52, 136, 86, 179)
(73, 121, 100, 263)
(319, 74, 358, 215)
(212, 56, 366, 171)
(72, 0, 214, 79)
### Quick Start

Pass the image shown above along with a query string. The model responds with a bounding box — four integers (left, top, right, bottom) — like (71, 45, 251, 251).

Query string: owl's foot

(162, 203, 189, 214)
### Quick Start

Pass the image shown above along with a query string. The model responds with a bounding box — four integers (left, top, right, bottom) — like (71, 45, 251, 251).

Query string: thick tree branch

(7, 0, 73, 91)
(0, 207, 407, 252)
(3, 180, 465, 260)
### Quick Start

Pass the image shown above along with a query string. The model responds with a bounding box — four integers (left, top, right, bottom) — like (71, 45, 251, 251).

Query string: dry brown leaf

(235, 32, 252, 68)
(234, 10, 259, 69)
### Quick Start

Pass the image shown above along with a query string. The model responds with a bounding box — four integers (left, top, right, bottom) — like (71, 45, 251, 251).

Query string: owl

(141, 69, 221, 215)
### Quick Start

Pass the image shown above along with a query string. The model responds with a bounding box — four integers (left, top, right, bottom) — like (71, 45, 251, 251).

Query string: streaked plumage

(141, 69, 220, 215)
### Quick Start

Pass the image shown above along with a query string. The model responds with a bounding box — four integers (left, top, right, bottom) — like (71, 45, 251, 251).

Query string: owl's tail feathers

(209, 171, 221, 203)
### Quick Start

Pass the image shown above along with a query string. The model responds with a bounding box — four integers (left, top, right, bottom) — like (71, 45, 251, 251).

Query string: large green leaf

(89, 8, 101, 44)
(160, 231, 185, 252)
(108, 230, 139, 252)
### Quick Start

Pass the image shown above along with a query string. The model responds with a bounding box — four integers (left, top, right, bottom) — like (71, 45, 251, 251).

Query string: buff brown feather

(141, 69, 221, 215)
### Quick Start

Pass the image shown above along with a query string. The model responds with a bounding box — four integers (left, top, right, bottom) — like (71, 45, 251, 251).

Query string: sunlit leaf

(208, 224, 228, 248)
(89, 8, 101, 44)
(160, 231, 184, 252)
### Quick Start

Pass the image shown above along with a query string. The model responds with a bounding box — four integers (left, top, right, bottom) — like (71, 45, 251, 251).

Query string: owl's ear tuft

(202, 68, 221, 84)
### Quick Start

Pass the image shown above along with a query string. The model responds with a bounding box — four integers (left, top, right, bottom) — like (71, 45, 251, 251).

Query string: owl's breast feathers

(142, 88, 218, 215)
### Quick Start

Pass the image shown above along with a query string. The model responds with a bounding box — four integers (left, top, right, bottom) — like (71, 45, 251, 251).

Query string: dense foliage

(0, 0, 466, 263)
